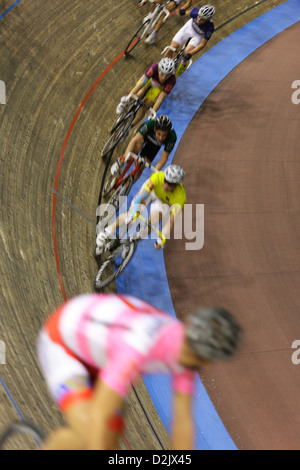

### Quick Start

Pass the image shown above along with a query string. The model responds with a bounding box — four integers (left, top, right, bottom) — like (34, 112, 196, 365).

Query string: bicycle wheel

(124, 20, 150, 55)
(94, 239, 137, 290)
(0, 420, 46, 450)
(99, 174, 134, 230)
(101, 113, 134, 158)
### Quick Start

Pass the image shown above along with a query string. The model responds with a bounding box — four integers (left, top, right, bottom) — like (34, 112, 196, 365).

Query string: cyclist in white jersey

(37, 293, 241, 449)
(140, 0, 192, 45)
(164, 5, 215, 76)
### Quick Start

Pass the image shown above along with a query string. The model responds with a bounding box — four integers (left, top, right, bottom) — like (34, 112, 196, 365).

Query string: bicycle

(161, 38, 193, 75)
(98, 152, 158, 229)
(0, 419, 46, 450)
(101, 95, 156, 158)
(124, 0, 171, 55)
(94, 212, 166, 290)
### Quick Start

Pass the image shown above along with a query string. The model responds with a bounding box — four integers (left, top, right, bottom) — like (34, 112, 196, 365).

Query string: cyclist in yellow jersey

(96, 164, 186, 253)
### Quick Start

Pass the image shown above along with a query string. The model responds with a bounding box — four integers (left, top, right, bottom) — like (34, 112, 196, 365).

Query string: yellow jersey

(144, 171, 186, 215)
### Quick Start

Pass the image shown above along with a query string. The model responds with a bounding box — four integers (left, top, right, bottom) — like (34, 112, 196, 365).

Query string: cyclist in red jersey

(37, 293, 241, 450)
(116, 58, 176, 129)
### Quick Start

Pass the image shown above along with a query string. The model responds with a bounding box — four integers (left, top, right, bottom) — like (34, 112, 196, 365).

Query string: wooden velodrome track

(0, 0, 298, 450)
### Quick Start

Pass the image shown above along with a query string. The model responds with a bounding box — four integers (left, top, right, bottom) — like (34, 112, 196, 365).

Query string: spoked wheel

(94, 239, 138, 290)
(0, 420, 46, 450)
(124, 20, 151, 55)
(101, 113, 135, 158)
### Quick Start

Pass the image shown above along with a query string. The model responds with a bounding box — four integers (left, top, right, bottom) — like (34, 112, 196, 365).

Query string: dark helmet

(186, 307, 242, 361)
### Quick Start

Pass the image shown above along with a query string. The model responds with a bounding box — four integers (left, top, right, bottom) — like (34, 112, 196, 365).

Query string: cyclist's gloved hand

(154, 237, 164, 250)
(138, 156, 146, 166)
(179, 9, 186, 16)
(183, 53, 192, 61)
(148, 109, 156, 121)
(111, 159, 120, 176)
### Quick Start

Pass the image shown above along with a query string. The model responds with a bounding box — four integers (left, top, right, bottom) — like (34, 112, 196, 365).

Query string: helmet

(186, 307, 242, 361)
(198, 5, 215, 20)
(158, 58, 175, 75)
(155, 115, 172, 132)
(164, 165, 185, 184)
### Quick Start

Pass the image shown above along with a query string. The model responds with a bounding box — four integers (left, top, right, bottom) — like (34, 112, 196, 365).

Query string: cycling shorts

(140, 141, 161, 163)
(137, 77, 163, 104)
(172, 18, 204, 48)
(37, 328, 125, 432)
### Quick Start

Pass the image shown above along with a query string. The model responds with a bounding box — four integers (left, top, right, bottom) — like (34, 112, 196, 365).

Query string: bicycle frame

(125, 1, 171, 54)
(161, 39, 192, 72)
(140, 0, 171, 38)
(123, 94, 156, 121)
(131, 212, 166, 247)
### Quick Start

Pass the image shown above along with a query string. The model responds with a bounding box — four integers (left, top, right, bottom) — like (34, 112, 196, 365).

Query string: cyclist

(116, 57, 176, 128)
(164, 5, 215, 76)
(96, 164, 186, 253)
(37, 292, 242, 449)
(139, 0, 193, 45)
(110, 114, 177, 184)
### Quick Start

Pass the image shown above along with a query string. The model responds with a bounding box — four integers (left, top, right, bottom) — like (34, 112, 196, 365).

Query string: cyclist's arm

(153, 91, 168, 112)
(172, 390, 194, 449)
(188, 38, 208, 56)
(128, 75, 148, 97)
(87, 379, 124, 450)
(180, 0, 192, 11)
(125, 132, 145, 156)
(129, 179, 154, 218)
(155, 150, 169, 171)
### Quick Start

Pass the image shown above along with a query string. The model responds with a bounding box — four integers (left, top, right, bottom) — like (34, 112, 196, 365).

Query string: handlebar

(127, 94, 156, 120)
(125, 152, 158, 173)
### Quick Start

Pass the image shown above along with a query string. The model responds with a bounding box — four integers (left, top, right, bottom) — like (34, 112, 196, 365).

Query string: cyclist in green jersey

(110, 114, 177, 183)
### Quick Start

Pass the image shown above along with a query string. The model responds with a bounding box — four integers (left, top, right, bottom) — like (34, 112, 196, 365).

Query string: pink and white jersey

(42, 294, 196, 397)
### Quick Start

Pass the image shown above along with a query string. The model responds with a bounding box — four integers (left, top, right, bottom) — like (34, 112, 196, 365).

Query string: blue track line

(0, 0, 24, 20)
(0, 376, 24, 420)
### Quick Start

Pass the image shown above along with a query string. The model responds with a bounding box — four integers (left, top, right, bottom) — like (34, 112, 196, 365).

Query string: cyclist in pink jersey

(37, 293, 241, 450)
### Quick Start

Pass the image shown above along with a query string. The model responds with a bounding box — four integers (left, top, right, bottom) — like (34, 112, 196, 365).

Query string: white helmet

(164, 165, 185, 184)
(198, 5, 215, 20)
(158, 58, 175, 75)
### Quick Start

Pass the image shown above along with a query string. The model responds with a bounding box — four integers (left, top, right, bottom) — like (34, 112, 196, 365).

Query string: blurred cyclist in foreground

(37, 293, 242, 449)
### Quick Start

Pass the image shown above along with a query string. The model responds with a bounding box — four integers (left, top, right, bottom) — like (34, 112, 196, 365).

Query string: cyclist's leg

(146, 1, 176, 43)
(155, 1, 176, 31)
(148, 197, 170, 241)
(164, 20, 190, 57)
(37, 329, 94, 449)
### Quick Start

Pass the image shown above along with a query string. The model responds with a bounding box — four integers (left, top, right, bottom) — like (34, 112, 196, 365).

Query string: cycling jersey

(190, 8, 214, 40)
(144, 171, 186, 211)
(138, 119, 177, 159)
(144, 63, 176, 95)
(37, 294, 196, 411)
